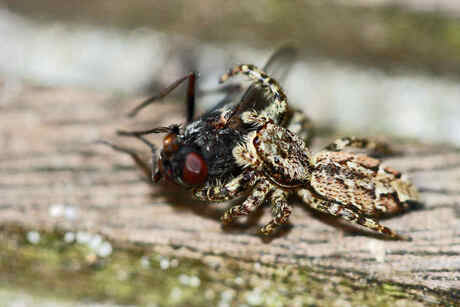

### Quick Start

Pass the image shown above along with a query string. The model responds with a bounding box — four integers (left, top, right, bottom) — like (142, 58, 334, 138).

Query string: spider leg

(128, 72, 197, 124)
(324, 136, 392, 157)
(96, 140, 152, 182)
(298, 190, 410, 240)
(219, 64, 288, 125)
(193, 171, 258, 202)
(221, 177, 272, 225)
(260, 188, 292, 235)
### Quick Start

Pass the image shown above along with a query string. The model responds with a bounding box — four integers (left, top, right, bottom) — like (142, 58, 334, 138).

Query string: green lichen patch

(0, 224, 454, 306)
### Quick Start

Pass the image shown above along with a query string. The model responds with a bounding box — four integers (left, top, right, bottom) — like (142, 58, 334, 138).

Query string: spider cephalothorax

(104, 48, 418, 240)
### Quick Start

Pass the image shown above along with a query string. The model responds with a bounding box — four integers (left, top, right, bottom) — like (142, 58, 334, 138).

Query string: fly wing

(264, 45, 298, 80)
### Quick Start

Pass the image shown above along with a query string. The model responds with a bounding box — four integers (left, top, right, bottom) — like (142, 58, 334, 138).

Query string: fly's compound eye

(182, 152, 208, 185)
(163, 133, 179, 154)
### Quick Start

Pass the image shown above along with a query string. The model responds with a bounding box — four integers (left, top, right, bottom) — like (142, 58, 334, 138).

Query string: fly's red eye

(182, 152, 208, 185)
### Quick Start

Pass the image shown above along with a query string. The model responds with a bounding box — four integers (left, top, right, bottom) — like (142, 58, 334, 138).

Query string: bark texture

(1, 84, 459, 303)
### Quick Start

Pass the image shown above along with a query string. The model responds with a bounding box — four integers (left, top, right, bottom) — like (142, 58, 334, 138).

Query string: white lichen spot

(235, 276, 244, 285)
(88, 234, 103, 250)
(189, 275, 201, 287)
(75, 231, 113, 257)
(26, 231, 40, 244)
(160, 257, 170, 270)
(178, 274, 201, 287)
(64, 206, 78, 220)
(49, 204, 78, 220)
(49, 204, 64, 217)
(246, 289, 264, 306)
(63, 232, 75, 243)
(97, 241, 113, 257)
(76, 231, 91, 244)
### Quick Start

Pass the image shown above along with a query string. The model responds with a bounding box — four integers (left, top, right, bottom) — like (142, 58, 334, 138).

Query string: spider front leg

(220, 178, 293, 235)
(220, 64, 289, 125)
(298, 190, 410, 241)
(193, 171, 258, 202)
(260, 188, 292, 235)
(324, 136, 392, 157)
(221, 177, 272, 225)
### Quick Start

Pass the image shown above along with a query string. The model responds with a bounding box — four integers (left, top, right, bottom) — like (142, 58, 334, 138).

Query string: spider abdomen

(311, 151, 418, 216)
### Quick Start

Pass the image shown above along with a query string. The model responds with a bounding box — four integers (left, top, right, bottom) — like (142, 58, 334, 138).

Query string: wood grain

(1, 84, 459, 302)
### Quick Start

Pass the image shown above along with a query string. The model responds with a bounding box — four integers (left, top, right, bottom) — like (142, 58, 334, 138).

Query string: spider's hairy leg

(221, 178, 271, 225)
(219, 64, 288, 124)
(193, 171, 258, 202)
(324, 136, 392, 157)
(298, 190, 411, 241)
(96, 140, 152, 182)
(260, 188, 292, 235)
(284, 108, 315, 147)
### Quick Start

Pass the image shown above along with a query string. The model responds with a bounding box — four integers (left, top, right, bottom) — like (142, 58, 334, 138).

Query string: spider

(101, 47, 419, 240)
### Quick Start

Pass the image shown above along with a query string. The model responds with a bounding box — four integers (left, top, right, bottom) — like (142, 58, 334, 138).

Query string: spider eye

(182, 152, 208, 185)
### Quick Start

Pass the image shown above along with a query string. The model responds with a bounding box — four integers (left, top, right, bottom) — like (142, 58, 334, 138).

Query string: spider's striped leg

(221, 177, 272, 225)
(298, 190, 410, 241)
(260, 188, 292, 235)
(219, 64, 288, 125)
(193, 171, 258, 202)
(324, 136, 392, 157)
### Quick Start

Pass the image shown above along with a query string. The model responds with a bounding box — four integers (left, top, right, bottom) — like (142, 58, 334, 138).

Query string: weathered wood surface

(1, 84, 459, 301)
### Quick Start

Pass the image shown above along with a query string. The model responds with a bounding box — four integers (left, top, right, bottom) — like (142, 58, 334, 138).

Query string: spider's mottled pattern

(102, 48, 419, 240)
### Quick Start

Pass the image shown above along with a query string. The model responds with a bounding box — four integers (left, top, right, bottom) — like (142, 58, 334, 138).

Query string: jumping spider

(101, 48, 419, 240)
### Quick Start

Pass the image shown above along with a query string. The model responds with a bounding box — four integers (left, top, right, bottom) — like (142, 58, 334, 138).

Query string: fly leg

(128, 72, 198, 124)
